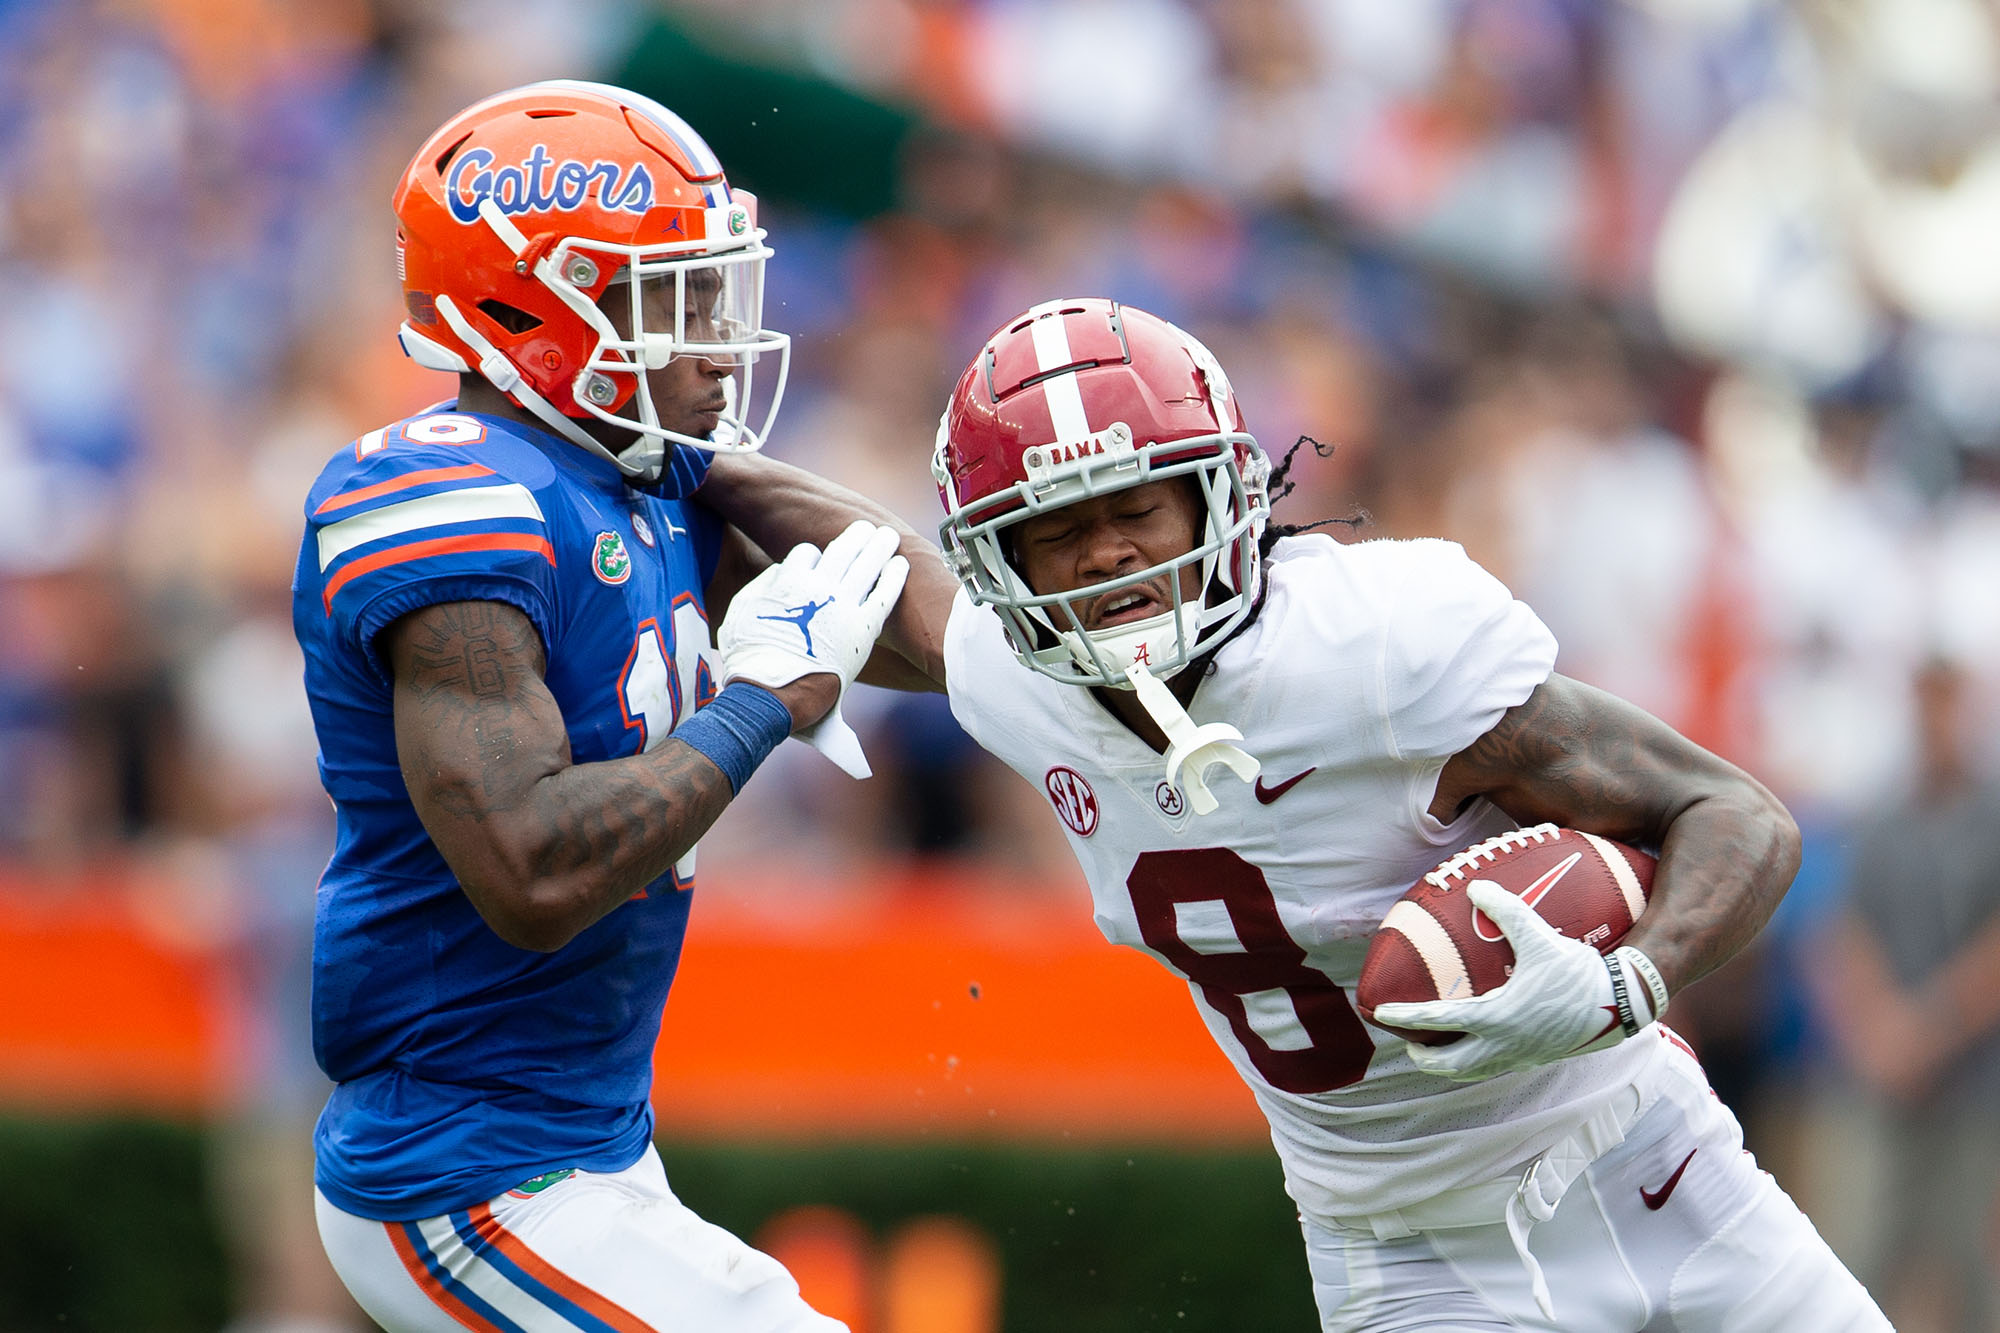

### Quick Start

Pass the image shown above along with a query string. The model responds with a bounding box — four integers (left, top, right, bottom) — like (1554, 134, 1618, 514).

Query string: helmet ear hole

(477, 299, 543, 335)
(1020, 613, 1060, 652)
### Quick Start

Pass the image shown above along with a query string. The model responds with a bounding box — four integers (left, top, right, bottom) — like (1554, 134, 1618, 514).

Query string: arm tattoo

(392, 601, 556, 824)
(1437, 674, 1801, 993)
(1441, 679, 1663, 839)
(387, 599, 735, 949)
(400, 600, 544, 701)
(528, 744, 730, 881)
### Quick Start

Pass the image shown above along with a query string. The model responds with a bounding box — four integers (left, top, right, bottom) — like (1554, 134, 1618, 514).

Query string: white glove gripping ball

(1371, 882, 1633, 1082)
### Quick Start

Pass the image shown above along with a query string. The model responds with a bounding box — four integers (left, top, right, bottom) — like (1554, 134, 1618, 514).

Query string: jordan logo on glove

(756, 597, 833, 655)
(717, 522, 910, 780)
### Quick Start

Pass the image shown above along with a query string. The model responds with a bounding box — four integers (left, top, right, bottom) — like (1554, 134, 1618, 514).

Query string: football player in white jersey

(809, 298, 1886, 1330)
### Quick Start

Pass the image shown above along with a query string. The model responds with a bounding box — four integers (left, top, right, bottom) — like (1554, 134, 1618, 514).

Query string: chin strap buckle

(1125, 663, 1259, 815)
(479, 350, 522, 394)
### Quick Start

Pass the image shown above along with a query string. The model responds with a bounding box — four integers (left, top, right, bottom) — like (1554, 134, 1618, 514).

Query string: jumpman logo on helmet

(757, 598, 832, 656)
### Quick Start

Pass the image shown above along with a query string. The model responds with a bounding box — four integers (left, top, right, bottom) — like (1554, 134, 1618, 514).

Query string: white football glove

(718, 520, 910, 779)
(1371, 881, 1639, 1082)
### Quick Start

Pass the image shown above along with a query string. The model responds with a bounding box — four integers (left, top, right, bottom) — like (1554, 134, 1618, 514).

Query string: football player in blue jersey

(294, 82, 952, 1332)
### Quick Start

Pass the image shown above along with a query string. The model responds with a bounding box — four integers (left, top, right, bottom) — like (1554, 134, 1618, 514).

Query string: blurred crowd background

(3, 0, 1999, 1329)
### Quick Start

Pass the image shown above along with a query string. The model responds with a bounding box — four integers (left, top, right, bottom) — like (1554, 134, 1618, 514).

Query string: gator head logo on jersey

(593, 531, 632, 585)
(506, 1168, 577, 1198)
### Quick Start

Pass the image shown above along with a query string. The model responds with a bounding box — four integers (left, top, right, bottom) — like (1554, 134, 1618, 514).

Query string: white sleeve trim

(317, 483, 545, 570)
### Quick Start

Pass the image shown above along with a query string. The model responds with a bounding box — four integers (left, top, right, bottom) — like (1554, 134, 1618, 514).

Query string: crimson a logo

(1044, 766, 1099, 837)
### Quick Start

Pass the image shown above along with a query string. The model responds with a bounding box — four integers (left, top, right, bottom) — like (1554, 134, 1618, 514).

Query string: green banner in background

(613, 11, 920, 219)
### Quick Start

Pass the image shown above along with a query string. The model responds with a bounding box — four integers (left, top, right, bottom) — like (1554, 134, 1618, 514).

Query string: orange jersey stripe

(384, 1221, 508, 1333)
(321, 533, 556, 613)
(469, 1202, 661, 1333)
(315, 465, 498, 516)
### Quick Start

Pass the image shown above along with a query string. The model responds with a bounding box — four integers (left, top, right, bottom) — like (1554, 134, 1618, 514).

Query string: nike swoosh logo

(1472, 851, 1583, 942)
(1253, 767, 1316, 804)
(1640, 1148, 1697, 1210)
(1567, 1004, 1623, 1055)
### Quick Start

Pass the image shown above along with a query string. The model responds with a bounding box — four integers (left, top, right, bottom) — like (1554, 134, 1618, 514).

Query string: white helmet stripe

(529, 79, 723, 175)
(1030, 314, 1092, 444)
(1041, 373, 1091, 447)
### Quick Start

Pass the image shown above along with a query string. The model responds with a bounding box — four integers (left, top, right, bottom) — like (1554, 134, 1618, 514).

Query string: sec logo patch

(1044, 766, 1099, 837)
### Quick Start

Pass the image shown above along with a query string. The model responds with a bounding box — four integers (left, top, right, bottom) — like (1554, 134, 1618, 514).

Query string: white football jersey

(944, 535, 1668, 1222)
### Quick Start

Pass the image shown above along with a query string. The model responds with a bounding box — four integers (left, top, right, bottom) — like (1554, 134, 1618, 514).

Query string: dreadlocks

(1257, 435, 1365, 559)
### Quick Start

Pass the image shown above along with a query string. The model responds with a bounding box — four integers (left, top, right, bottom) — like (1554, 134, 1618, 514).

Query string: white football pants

(315, 1147, 846, 1333)
(1304, 1029, 1890, 1332)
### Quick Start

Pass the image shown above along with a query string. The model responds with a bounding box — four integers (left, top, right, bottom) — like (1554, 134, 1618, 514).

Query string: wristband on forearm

(1605, 952, 1643, 1037)
(1613, 945, 1671, 1022)
(669, 681, 792, 794)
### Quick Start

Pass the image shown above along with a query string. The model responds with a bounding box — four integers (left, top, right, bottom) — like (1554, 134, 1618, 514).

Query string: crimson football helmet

(932, 299, 1271, 687)
(393, 80, 790, 482)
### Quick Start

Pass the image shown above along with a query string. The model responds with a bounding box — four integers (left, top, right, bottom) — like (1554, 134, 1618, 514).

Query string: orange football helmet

(393, 80, 789, 482)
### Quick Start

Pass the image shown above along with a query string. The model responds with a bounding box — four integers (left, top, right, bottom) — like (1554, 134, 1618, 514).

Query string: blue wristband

(671, 681, 793, 794)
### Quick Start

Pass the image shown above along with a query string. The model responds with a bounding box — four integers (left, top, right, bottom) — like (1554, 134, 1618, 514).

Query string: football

(1355, 824, 1656, 1045)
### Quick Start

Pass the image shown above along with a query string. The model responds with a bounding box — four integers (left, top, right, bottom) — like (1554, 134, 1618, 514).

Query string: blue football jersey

(293, 406, 723, 1220)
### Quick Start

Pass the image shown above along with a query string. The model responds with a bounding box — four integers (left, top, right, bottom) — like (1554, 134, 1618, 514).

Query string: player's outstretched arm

(1428, 672, 1801, 998)
(695, 451, 955, 688)
(706, 525, 940, 695)
(385, 599, 827, 952)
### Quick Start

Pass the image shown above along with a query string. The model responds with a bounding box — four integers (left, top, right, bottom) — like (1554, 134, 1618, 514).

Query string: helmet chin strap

(1125, 662, 1259, 816)
(434, 292, 667, 483)
(1054, 603, 1197, 686)
(1051, 593, 1242, 689)
(450, 196, 674, 481)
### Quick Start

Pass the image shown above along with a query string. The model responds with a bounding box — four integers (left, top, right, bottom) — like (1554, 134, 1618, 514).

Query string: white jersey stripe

(317, 483, 545, 571)
(412, 1214, 590, 1331)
